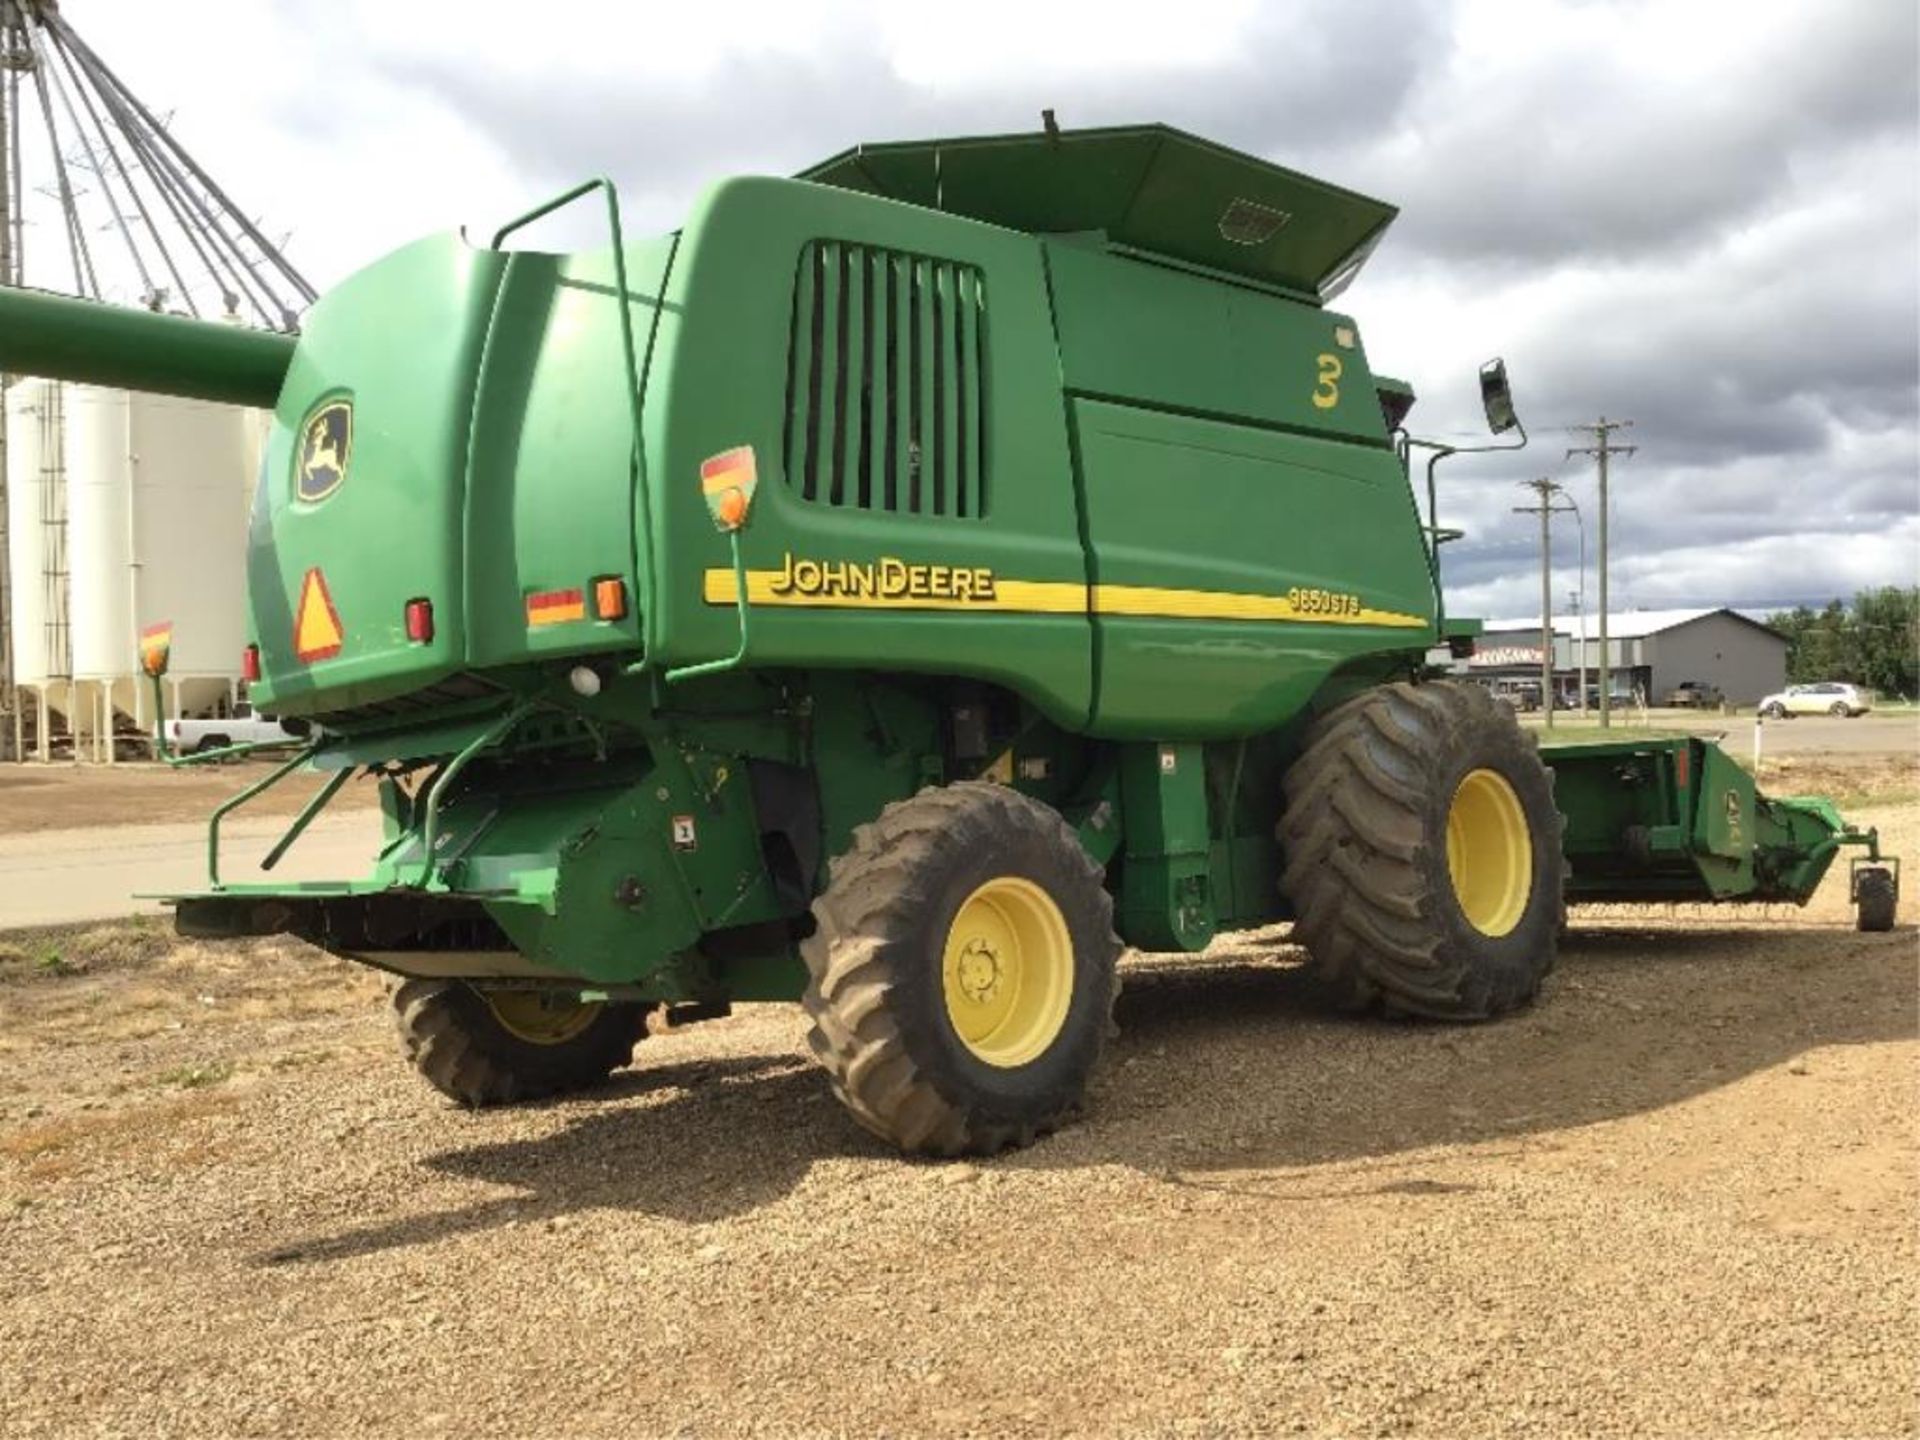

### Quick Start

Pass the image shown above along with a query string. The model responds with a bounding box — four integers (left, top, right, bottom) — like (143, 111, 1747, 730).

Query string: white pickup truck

(165, 703, 301, 754)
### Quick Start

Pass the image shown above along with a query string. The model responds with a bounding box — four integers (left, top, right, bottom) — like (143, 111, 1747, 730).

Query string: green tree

(1768, 587, 1919, 698)
(1851, 586, 1920, 698)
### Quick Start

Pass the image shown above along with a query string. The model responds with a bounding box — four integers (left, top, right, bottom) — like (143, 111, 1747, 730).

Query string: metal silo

(4, 379, 77, 758)
(5, 379, 58, 685)
(64, 386, 251, 757)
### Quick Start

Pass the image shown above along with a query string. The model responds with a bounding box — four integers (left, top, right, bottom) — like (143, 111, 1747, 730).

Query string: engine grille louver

(784, 240, 988, 518)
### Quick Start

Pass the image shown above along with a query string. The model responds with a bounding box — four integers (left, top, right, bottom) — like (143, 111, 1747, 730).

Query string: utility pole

(1569, 588, 1586, 715)
(1514, 478, 1576, 728)
(0, 4, 19, 761)
(1568, 418, 1636, 727)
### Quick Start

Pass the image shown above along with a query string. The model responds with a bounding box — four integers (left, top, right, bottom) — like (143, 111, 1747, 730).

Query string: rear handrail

(206, 740, 325, 888)
(489, 179, 655, 663)
(412, 698, 539, 888)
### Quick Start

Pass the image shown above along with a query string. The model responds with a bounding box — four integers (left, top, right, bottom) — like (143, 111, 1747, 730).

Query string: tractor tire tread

(1279, 681, 1562, 1020)
(392, 978, 645, 1107)
(801, 781, 1120, 1157)
(1856, 868, 1897, 933)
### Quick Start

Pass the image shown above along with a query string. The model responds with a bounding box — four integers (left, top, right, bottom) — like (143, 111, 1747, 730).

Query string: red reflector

(405, 598, 435, 643)
(241, 645, 261, 682)
(526, 588, 586, 627)
(593, 577, 628, 621)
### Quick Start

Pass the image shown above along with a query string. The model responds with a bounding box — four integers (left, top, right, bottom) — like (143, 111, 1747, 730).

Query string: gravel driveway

(2, 796, 1913, 1437)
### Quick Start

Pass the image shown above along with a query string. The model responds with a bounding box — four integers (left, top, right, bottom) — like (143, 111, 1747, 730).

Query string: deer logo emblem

(297, 400, 352, 502)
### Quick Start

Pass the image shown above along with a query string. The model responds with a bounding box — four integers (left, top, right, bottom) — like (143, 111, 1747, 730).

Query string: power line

(1567, 418, 1636, 727)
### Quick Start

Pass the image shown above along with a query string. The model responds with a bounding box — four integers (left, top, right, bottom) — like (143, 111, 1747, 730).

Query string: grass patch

(266, 1048, 334, 1072)
(152, 1060, 234, 1090)
(0, 920, 178, 981)
(0, 1091, 237, 1161)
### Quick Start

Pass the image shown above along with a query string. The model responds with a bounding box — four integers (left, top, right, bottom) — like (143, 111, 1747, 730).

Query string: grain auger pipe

(0, 284, 294, 408)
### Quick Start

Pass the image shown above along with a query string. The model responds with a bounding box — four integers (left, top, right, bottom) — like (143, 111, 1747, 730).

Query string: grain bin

(63, 386, 252, 757)
(4, 379, 79, 758)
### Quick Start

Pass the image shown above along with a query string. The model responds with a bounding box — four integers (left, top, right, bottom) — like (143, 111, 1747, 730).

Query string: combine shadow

(1046, 923, 1916, 1178)
(258, 1051, 875, 1265)
(260, 923, 1914, 1265)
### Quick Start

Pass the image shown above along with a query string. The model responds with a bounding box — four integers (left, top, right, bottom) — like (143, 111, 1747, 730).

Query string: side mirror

(1480, 358, 1519, 435)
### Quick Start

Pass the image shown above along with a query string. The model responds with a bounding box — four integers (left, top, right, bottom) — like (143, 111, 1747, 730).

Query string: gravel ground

(0, 797, 1913, 1438)
(0, 761, 380, 836)
(1526, 709, 1920, 758)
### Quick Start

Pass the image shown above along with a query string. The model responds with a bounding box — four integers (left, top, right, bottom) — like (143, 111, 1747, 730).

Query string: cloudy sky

(15, 0, 1917, 621)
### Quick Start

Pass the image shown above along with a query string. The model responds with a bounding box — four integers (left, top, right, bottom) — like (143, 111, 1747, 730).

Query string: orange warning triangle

(293, 567, 344, 662)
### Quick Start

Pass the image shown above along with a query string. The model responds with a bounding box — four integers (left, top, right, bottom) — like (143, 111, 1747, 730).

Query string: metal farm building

(1468, 608, 1789, 707)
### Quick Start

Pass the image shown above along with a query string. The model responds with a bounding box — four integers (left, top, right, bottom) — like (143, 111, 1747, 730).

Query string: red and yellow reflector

(700, 445, 759, 532)
(293, 567, 345, 663)
(139, 621, 173, 678)
(526, 587, 586, 628)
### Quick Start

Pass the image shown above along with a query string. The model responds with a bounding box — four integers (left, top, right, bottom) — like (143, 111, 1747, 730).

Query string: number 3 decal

(1312, 353, 1342, 410)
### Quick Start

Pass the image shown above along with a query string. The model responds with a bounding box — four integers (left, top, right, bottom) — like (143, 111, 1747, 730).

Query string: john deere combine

(0, 124, 1896, 1154)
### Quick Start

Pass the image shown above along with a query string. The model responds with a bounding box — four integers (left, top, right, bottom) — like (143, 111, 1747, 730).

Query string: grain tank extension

(0, 124, 1896, 1155)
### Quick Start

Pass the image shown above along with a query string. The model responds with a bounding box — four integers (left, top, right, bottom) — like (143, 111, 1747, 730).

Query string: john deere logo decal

(296, 400, 352, 502)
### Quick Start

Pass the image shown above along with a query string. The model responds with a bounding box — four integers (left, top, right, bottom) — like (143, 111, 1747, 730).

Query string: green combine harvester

(0, 124, 1897, 1155)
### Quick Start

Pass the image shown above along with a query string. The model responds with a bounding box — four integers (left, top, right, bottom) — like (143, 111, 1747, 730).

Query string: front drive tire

(1279, 680, 1563, 1019)
(393, 979, 649, 1106)
(801, 782, 1121, 1157)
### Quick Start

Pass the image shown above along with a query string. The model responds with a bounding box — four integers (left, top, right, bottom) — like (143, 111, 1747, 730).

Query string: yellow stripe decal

(1091, 583, 1426, 629)
(702, 567, 1424, 628)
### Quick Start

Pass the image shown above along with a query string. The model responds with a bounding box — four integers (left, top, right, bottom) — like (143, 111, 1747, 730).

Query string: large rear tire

(801, 782, 1121, 1156)
(393, 980, 648, 1106)
(1279, 680, 1563, 1019)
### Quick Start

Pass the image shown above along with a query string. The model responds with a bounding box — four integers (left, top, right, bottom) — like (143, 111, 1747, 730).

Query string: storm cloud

(31, 0, 1917, 621)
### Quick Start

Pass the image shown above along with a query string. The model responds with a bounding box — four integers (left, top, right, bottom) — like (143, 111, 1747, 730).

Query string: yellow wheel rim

(485, 991, 603, 1046)
(940, 876, 1074, 1069)
(1445, 768, 1534, 938)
